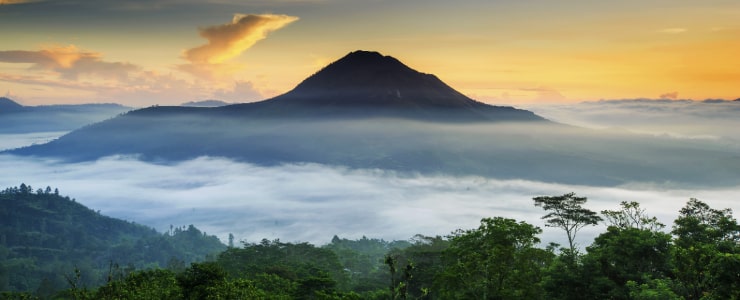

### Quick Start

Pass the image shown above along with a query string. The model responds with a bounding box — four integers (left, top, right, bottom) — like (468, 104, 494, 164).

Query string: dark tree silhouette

(533, 192, 602, 254)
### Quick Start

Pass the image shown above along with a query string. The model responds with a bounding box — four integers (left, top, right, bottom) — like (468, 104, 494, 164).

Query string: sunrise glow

(0, 0, 738, 106)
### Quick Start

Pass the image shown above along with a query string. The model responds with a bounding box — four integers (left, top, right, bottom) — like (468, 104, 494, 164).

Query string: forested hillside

(0, 184, 225, 295)
(2, 189, 739, 299)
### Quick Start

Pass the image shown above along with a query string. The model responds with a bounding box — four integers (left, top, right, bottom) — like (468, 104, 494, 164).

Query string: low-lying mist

(526, 99, 740, 144)
(1, 154, 737, 249)
(0, 131, 68, 151)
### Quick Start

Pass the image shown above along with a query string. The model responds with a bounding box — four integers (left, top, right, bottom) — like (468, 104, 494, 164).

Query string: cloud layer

(179, 14, 298, 80)
(0, 45, 139, 81)
(1, 154, 736, 248)
(526, 99, 740, 143)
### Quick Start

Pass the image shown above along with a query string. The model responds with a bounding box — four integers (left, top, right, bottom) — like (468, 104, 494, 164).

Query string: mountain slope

(0, 184, 226, 293)
(0, 97, 24, 112)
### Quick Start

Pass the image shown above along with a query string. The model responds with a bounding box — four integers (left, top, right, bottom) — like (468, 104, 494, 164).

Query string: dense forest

(0, 184, 225, 296)
(1, 187, 739, 299)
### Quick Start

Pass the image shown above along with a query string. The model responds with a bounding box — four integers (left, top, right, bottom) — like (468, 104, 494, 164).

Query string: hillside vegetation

(2, 187, 739, 299)
(0, 184, 225, 295)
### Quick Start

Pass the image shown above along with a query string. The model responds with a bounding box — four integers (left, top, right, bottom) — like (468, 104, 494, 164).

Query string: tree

(601, 201, 664, 231)
(585, 227, 673, 299)
(533, 192, 602, 254)
(671, 198, 740, 299)
(388, 235, 448, 299)
(437, 217, 551, 299)
(95, 269, 181, 300)
(177, 262, 227, 300)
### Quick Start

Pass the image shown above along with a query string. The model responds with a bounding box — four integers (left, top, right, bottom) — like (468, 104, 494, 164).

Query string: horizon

(1, 1, 739, 106)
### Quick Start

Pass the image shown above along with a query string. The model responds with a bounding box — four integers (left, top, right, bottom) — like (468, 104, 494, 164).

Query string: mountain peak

(331, 50, 408, 70)
(0, 97, 24, 112)
(272, 50, 483, 110)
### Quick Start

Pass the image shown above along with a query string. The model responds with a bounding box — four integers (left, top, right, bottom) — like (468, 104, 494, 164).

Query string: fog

(1, 154, 737, 249)
(526, 99, 740, 145)
(4, 99, 740, 248)
(0, 131, 67, 151)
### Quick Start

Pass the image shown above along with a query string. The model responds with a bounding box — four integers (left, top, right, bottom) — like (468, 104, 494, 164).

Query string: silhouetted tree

(533, 192, 602, 255)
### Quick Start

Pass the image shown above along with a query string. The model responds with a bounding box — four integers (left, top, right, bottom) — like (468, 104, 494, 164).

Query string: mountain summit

(278, 50, 476, 108)
(226, 50, 543, 121)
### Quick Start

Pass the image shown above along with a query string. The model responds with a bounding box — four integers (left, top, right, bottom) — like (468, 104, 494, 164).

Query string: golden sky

(0, 0, 738, 106)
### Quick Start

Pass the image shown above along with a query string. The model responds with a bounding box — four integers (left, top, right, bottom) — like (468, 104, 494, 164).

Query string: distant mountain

(181, 99, 231, 107)
(221, 50, 544, 121)
(8, 51, 740, 187)
(0, 99, 132, 134)
(0, 184, 225, 293)
(0, 97, 24, 112)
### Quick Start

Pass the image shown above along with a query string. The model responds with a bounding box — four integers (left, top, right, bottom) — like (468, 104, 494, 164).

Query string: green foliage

(533, 192, 602, 254)
(3, 186, 740, 299)
(671, 198, 740, 300)
(585, 227, 674, 299)
(601, 201, 665, 231)
(626, 278, 683, 300)
(437, 217, 552, 299)
(216, 239, 349, 299)
(95, 268, 181, 300)
(177, 262, 227, 300)
(0, 184, 225, 294)
(323, 235, 409, 293)
(385, 235, 448, 299)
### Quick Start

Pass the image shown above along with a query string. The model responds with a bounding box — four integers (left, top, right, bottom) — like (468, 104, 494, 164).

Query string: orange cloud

(0, 45, 138, 80)
(39, 45, 85, 68)
(179, 13, 298, 80)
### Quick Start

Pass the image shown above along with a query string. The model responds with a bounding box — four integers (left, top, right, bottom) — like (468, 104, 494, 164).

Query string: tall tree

(437, 217, 551, 299)
(601, 201, 664, 231)
(671, 198, 740, 299)
(533, 192, 602, 254)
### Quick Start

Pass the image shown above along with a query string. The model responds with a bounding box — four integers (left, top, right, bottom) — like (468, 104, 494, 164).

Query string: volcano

(10, 50, 737, 186)
(216, 50, 544, 122)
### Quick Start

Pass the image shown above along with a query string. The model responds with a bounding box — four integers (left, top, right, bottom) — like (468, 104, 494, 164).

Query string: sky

(1, 0, 739, 106)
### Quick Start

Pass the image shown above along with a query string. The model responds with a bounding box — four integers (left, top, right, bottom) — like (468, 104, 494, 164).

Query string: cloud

(524, 99, 740, 143)
(213, 80, 264, 103)
(178, 14, 298, 80)
(0, 132, 67, 151)
(657, 28, 687, 34)
(659, 91, 678, 99)
(0, 154, 737, 248)
(0, 45, 266, 105)
(0, 45, 139, 81)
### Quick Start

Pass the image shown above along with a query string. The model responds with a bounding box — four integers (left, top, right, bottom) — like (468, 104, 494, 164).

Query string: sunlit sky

(1, 0, 738, 106)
